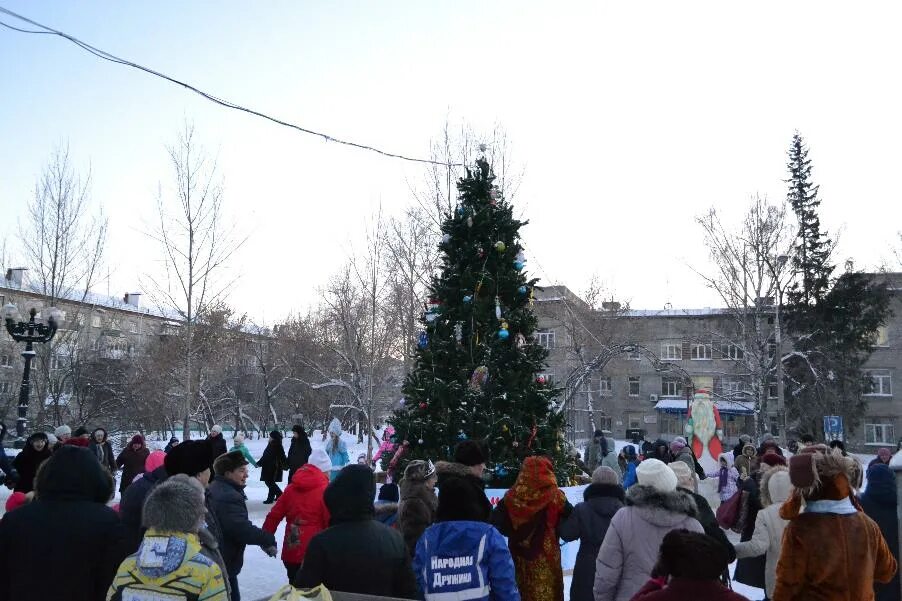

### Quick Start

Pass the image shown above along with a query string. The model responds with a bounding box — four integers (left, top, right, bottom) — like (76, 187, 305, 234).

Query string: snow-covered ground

(0, 432, 883, 601)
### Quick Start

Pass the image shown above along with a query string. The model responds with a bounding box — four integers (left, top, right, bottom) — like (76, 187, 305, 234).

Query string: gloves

(263, 545, 278, 558)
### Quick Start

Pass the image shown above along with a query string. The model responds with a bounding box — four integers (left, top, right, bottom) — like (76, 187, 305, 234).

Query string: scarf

(805, 498, 858, 515)
(717, 466, 729, 492)
(503, 456, 566, 529)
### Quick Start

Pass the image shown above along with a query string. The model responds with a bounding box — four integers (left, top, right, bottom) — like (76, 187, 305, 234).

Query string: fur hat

(377, 482, 399, 502)
(739, 434, 752, 443)
(54, 425, 71, 438)
(143, 474, 206, 533)
(210, 425, 223, 435)
(761, 453, 787, 468)
(782, 447, 859, 519)
(308, 448, 333, 474)
(657, 529, 730, 580)
(592, 466, 621, 486)
(669, 437, 687, 454)
(145, 450, 166, 473)
(73, 426, 89, 438)
(668, 461, 696, 491)
(404, 459, 436, 482)
(165, 440, 212, 477)
(454, 440, 488, 467)
(637, 458, 679, 493)
(213, 450, 248, 476)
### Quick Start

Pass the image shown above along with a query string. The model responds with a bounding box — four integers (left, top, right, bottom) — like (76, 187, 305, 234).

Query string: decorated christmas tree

(385, 155, 572, 486)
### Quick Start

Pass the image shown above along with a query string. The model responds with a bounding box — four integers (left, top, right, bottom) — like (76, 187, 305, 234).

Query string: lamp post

(2, 304, 59, 448)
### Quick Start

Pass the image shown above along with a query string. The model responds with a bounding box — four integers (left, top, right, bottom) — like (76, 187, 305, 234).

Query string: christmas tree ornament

(502, 424, 509, 432)
(478, 247, 486, 258)
(518, 285, 527, 295)
(515, 333, 526, 349)
(441, 233, 451, 245)
(454, 323, 463, 343)
(418, 438, 424, 444)
(512, 441, 519, 448)
(516, 250, 526, 263)
(495, 297, 502, 320)
(419, 402, 427, 409)
(498, 328, 510, 340)
(463, 295, 473, 304)
(457, 206, 465, 216)
(457, 431, 467, 441)
(514, 261, 525, 271)
(399, 398, 406, 407)
(494, 241, 506, 253)
(467, 217, 473, 228)
(469, 366, 489, 391)
(536, 375, 546, 385)
(418, 332, 428, 349)
(496, 466, 508, 477)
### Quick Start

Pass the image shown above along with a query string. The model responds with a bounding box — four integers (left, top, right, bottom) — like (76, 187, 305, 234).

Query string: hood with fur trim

(400, 476, 439, 510)
(760, 465, 791, 507)
(625, 484, 698, 527)
(435, 460, 474, 481)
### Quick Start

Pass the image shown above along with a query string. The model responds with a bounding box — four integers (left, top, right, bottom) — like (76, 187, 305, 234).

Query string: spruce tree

(385, 157, 571, 486)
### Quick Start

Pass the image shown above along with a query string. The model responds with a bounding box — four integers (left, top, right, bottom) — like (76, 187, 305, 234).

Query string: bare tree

(144, 123, 245, 439)
(18, 144, 107, 427)
(694, 195, 794, 438)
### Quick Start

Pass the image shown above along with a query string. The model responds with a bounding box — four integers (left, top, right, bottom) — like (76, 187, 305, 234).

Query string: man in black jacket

(435, 439, 492, 522)
(207, 425, 228, 469)
(209, 450, 277, 601)
(295, 465, 417, 598)
(287, 424, 312, 484)
(0, 446, 130, 601)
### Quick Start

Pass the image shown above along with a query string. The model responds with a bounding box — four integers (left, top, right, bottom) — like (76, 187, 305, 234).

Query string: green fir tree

(385, 157, 571, 486)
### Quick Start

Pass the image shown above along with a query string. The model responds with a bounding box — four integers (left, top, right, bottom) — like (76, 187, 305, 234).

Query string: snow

(0, 433, 886, 600)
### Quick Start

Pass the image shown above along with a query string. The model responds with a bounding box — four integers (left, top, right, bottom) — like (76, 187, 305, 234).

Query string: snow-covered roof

(654, 398, 755, 415)
(623, 308, 733, 317)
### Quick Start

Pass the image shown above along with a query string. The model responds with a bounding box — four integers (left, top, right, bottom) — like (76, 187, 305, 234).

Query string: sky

(1, 1, 900, 322)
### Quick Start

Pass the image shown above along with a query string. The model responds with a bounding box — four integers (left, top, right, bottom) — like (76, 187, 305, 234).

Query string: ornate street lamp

(2, 304, 59, 448)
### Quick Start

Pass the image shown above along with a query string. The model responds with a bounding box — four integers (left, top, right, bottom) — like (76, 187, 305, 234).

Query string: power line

(0, 6, 461, 167)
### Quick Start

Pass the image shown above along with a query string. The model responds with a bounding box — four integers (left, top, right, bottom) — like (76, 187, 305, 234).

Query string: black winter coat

(559, 483, 625, 601)
(861, 466, 901, 601)
(733, 472, 766, 589)
(435, 461, 492, 522)
(0, 446, 130, 601)
(208, 475, 275, 576)
(287, 435, 312, 483)
(294, 520, 417, 598)
(209, 434, 228, 468)
(119, 465, 168, 552)
(11, 439, 52, 494)
(89, 438, 116, 474)
(259, 439, 287, 483)
(115, 446, 149, 493)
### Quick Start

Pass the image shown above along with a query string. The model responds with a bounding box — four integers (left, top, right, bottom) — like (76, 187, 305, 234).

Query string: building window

(536, 330, 556, 349)
(0, 382, 10, 394)
(599, 377, 612, 397)
(0, 355, 10, 368)
(628, 376, 640, 397)
(49, 354, 66, 371)
(767, 342, 777, 360)
(721, 343, 744, 360)
(661, 343, 682, 361)
(691, 343, 712, 360)
(627, 348, 642, 360)
(863, 370, 892, 396)
(76, 314, 85, 328)
(661, 377, 683, 398)
(129, 321, 138, 334)
(768, 379, 778, 399)
(91, 315, 101, 328)
(865, 422, 895, 445)
(660, 414, 685, 436)
(873, 326, 889, 347)
(597, 415, 613, 431)
(722, 377, 744, 397)
(628, 414, 642, 429)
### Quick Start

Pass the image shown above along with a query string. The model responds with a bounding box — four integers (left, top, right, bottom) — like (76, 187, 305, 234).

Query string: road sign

(823, 415, 843, 433)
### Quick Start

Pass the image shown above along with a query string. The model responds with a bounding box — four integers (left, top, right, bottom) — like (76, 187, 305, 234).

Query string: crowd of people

(0, 420, 898, 601)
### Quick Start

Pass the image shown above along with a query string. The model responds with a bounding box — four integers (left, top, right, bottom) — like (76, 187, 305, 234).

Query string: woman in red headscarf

(491, 456, 573, 601)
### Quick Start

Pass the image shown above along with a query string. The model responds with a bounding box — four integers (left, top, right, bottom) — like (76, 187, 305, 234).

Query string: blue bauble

(498, 329, 510, 340)
(514, 261, 525, 271)
(463, 295, 473, 304)
(457, 432, 467, 441)
(518, 286, 527, 295)
(457, 206, 466, 216)
(496, 466, 508, 477)
(418, 331, 428, 349)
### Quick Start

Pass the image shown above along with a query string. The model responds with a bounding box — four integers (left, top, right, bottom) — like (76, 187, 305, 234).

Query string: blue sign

(823, 415, 843, 434)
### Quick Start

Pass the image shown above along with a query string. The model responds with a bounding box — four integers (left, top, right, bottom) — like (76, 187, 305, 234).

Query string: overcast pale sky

(1, 1, 900, 321)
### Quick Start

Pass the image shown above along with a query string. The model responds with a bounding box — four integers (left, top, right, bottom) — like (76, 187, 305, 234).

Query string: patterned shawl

(503, 456, 566, 529)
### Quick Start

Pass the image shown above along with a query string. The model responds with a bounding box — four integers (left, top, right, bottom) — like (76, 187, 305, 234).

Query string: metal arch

(557, 343, 694, 414)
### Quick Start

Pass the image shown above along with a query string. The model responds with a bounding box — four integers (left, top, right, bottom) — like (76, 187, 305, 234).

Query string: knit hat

(324, 465, 376, 523)
(308, 448, 332, 474)
(594, 429, 605, 438)
(165, 440, 212, 477)
(213, 450, 248, 476)
(668, 461, 696, 491)
(657, 529, 730, 580)
(377, 482, 399, 502)
(636, 458, 679, 493)
(404, 459, 436, 482)
(233, 432, 246, 444)
(623, 445, 637, 459)
(5, 492, 27, 513)
(145, 450, 166, 473)
(454, 440, 488, 467)
(211, 425, 223, 434)
(592, 466, 621, 485)
(54, 425, 71, 438)
(761, 453, 787, 468)
(669, 437, 687, 455)
(292, 424, 307, 437)
(143, 474, 207, 533)
(436, 475, 488, 522)
(739, 434, 752, 444)
(269, 430, 282, 440)
(73, 426, 89, 438)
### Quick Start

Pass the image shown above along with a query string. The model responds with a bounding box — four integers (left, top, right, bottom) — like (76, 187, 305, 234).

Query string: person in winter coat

(116, 434, 150, 493)
(621, 445, 640, 489)
(258, 430, 287, 504)
(372, 425, 397, 466)
(324, 418, 349, 480)
(107, 475, 228, 601)
(287, 424, 312, 484)
(263, 448, 332, 582)
(0, 445, 130, 601)
(208, 424, 228, 469)
(733, 434, 753, 460)
(209, 450, 277, 601)
(733, 465, 791, 600)
(230, 432, 258, 467)
(164, 436, 179, 453)
(559, 466, 625, 601)
(89, 428, 116, 473)
(398, 459, 439, 557)
(669, 437, 705, 480)
(592, 458, 704, 601)
(707, 453, 739, 503)
(757, 435, 784, 458)
(293, 465, 418, 598)
(492, 456, 572, 601)
(648, 439, 672, 464)
(375, 482, 400, 527)
(415, 474, 520, 601)
(734, 443, 757, 481)
(869, 447, 894, 469)
(630, 529, 750, 601)
(774, 446, 897, 601)
(859, 464, 900, 601)
(585, 430, 609, 474)
(732, 463, 766, 590)
(601, 446, 623, 479)
(12, 432, 52, 494)
(435, 439, 493, 522)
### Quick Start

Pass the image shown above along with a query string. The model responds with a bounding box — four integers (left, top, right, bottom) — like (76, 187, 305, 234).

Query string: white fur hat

(211, 424, 223, 434)
(54, 425, 71, 438)
(308, 448, 333, 474)
(637, 458, 679, 493)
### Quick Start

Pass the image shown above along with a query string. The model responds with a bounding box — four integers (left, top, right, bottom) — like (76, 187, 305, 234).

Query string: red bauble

(536, 375, 546, 385)
(419, 402, 427, 409)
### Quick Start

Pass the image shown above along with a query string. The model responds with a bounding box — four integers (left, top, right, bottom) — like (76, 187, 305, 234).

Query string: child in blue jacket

(622, 445, 640, 489)
(414, 476, 520, 601)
